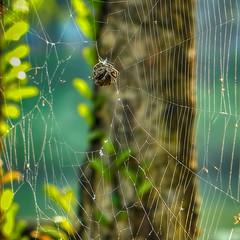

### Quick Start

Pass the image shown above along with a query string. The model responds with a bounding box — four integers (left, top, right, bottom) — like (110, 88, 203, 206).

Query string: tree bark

(80, 0, 199, 239)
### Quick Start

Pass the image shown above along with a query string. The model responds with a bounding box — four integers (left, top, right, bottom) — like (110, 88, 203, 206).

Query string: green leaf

(85, 0, 102, 9)
(111, 194, 120, 208)
(93, 211, 111, 227)
(137, 180, 152, 196)
(78, 103, 93, 126)
(5, 21, 29, 41)
(115, 149, 131, 167)
(11, 220, 27, 240)
(121, 167, 137, 183)
(116, 211, 127, 220)
(102, 138, 115, 155)
(1, 189, 14, 212)
(140, 160, 151, 171)
(73, 78, 92, 99)
(90, 158, 112, 181)
(90, 158, 102, 172)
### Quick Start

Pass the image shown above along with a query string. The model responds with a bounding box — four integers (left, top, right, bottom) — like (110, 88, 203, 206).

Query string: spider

(92, 59, 119, 87)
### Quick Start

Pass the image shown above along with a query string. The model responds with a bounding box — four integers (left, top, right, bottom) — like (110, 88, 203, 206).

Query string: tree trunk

(80, 0, 199, 239)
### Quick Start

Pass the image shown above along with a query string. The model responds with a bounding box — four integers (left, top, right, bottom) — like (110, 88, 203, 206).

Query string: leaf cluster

(1, 1, 39, 135)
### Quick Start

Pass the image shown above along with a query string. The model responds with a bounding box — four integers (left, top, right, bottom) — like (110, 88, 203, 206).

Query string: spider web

(2, 0, 240, 239)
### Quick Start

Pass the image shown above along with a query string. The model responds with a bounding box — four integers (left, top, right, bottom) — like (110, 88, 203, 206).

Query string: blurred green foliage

(1, 0, 39, 136)
(43, 184, 78, 238)
(0, 165, 28, 240)
(0, 0, 39, 239)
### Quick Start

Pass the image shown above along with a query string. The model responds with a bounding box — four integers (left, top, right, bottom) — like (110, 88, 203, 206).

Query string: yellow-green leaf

(137, 180, 152, 196)
(6, 45, 30, 61)
(0, 121, 10, 135)
(55, 216, 75, 235)
(6, 86, 39, 101)
(38, 225, 69, 240)
(78, 103, 93, 126)
(44, 184, 61, 201)
(5, 21, 29, 41)
(73, 78, 92, 99)
(1, 189, 14, 212)
(2, 203, 18, 237)
(2, 104, 20, 119)
(76, 16, 93, 40)
(13, 0, 29, 12)
(72, 0, 91, 17)
(11, 220, 27, 240)
(71, 0, 94, 39)
(83, 47, 96, 66)
(65, 188, 75, 204)
(44, 185, 75, 218)
(3, 62, 31, 84)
